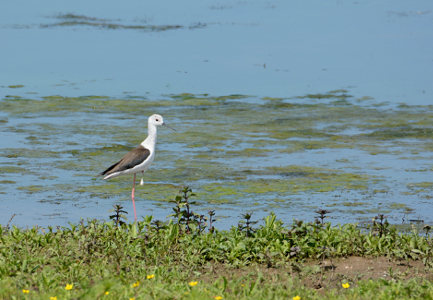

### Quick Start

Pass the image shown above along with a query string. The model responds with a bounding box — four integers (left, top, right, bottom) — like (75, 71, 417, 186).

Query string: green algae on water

(1, 92, 432, 223)
(7, 84, 24, 89)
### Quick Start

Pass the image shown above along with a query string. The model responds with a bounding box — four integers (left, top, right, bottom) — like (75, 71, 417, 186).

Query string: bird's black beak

(163, 123, 176, 131)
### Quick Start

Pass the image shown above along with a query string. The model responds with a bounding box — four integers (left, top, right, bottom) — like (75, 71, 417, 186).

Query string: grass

(1, 196, 433, 299)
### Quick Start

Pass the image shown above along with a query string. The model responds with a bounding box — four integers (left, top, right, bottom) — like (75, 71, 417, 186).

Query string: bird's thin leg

(132, 173, 137, 222)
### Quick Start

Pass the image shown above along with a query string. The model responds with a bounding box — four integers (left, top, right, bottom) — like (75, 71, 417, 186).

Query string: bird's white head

(148, 114, 164, 126)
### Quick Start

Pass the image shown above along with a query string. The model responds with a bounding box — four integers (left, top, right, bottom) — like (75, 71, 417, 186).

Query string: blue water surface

(1, 0, 432, 104)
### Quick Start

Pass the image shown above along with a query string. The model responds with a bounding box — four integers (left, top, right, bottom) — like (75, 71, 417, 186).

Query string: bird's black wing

(101, 145, 151, 176)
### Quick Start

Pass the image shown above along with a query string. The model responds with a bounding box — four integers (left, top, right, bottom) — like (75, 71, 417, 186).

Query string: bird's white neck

(141, 122, 157, 150)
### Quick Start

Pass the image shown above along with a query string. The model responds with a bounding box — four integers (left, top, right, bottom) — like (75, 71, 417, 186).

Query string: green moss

(295, 90, 353, 100)
(7, 84, 24, 89)
(0, 180, 16, 184)
(0, 166, 27, 173)
(406, 182, 433, 195)
(389, 203, 410, 210)
(198, 165, 370, 203)
(17, 185, 46, 193)
(341, 201, 367, 207)
(1, 148, 61, 159)
(225, 148, 270, 157)
(407, 182, 433, 189)
(262, 96, 285, 101)
(365, 127, 433, 139)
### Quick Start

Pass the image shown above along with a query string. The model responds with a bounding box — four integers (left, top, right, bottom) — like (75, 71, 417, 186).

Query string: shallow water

(0, 93, 432, 229)
(0, 0, 432, 229)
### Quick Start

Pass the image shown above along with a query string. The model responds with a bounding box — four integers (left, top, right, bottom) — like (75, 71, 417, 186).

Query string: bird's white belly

(131, 154, 155, 173)
(126, 152, 155, 174)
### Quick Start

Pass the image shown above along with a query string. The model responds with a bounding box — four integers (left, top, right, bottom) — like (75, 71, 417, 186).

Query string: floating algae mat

(0, 91, 432, 228)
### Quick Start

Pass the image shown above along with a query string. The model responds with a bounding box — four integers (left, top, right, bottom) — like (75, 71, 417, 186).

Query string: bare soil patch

(199, 256, 432, 290)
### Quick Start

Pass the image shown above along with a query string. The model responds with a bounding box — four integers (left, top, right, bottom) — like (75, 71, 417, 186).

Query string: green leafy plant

(109, 204, 128, 226)
(170, 186, 200, 233)
(238, 212, 258, 237)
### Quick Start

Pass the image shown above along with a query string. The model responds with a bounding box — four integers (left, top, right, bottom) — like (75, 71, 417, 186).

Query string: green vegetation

(1, 92, 433, 298)
(7, 84, 24, 89)
(1, 191, 433, 299)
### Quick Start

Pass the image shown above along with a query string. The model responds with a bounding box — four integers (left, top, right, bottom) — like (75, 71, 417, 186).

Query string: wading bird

(101, 114, 172, 221)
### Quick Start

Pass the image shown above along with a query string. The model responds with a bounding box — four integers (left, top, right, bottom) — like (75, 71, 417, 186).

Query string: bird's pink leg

(132, 173, 137, 222)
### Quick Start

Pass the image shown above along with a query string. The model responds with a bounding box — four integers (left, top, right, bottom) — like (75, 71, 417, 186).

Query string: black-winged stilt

(101, 114, 171, 221)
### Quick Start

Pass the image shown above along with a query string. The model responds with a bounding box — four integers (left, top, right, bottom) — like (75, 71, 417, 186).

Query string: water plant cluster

(1, 188, 433, 299)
